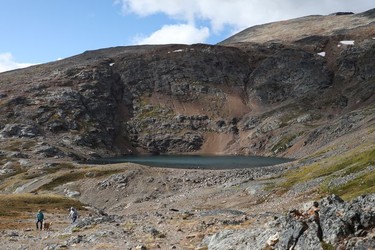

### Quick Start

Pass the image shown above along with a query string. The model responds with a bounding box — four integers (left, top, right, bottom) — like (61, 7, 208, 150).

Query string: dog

(289, 209, 304, 219)
(43, 221, 52, 231)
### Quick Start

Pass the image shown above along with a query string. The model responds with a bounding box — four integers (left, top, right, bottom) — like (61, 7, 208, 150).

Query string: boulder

(0, 123, 40, 138)
(201, 194, 375, 250)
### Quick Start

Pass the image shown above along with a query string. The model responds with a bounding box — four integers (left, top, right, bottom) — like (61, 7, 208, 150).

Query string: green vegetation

(280, 147, 375, 199)
(324, 171, 375, 200)
(72, 227, 81, 233)
(3, 139, 37, 151)
(23, 163, 76, 180)
(304, 146, 336, 161)
(321, 241, 335, 250)
(122, 221, 137, 230)
(137, 104, 173, 121)
(37, 168, 123, 191)
(0, 193, 84, 217)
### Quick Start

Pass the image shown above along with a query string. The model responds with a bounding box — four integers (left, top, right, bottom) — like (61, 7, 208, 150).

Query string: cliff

(0, 10, 374, 164)
(0, 9, 374, 250)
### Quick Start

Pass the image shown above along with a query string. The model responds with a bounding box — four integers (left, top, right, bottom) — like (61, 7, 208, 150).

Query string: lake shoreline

(85, 155, 293, 170)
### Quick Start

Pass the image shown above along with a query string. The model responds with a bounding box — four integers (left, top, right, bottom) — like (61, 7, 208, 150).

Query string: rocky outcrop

(246, 48, 333, 104)
(0, 9, 374, 161)
(0, 123, 40, 138)
(200, 194, 375, 250)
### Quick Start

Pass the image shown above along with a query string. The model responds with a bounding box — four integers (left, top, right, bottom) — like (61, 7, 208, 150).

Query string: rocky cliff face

(0, 10, 374, 163)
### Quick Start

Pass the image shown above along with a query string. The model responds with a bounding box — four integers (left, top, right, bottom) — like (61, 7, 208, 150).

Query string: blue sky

(0, 0, 374, 72)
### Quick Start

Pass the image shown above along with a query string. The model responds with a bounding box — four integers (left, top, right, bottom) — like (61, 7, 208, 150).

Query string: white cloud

(118, 0, 375, 35)
(116, 0, 198, 22)
(134, 24, 210, 45)
(0, 53, 35, 73)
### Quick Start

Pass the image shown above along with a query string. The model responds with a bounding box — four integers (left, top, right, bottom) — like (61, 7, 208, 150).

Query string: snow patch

(317, 52, 326, 57)
(168, 49, 185, 54)
(340, 40, 355, 45)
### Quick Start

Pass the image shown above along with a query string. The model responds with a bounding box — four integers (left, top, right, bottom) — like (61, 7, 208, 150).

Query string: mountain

(220, 9, 375, 45)
(0, 9, 374, 250)
(0, 10, 374, 164)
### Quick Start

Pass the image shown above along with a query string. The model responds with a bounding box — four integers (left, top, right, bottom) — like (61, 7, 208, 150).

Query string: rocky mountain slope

(0, 8, 374, 250)
(0, 10, 374, 164)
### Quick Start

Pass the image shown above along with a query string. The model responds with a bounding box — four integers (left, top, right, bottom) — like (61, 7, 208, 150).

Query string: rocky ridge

(0, 8, 374, 250)
(0, 10, 374, 163)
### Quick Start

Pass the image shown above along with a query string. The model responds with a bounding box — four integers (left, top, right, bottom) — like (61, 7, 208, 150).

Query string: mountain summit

(221, 9, 375, 45)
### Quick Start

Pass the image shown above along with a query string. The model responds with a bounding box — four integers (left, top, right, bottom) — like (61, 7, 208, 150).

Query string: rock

(0, 124, 40, 138)
(344, 237, 375, 249)
(43, 245, 59, 250)
(8, 231, 19, 237)
(0, 9, 374, 162)
(296, 114, 312, 123)
(0, 162, 17, 175)
(70, 235, 83, 244)
(18, 159, 31, 167)
(2, 161, 16, 169)
(143, 226, 161, 237)
(142, 132, 203, 154)
(33, 145, 64, 158)
(247, 48, 332, 105)
(66, 190, 81, 198)
(73, 214, 119, 229)
(266, 232, 279, 247)
(9, 152, 29, 158)
(135, 245, 147, 250)
(201, 194, 375, 250)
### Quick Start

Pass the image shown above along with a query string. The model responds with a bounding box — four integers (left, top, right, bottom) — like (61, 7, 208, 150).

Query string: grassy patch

(0, 193, 84, 217)
(36, 168, 123, 191)
(22, 163, 76, 180)
(280, 147, 375, 197)
(0, 163, 24, 182)
(122, 221, 137, 230)
(72, 227, 81, 233)
(326, 171, 375, 200)
(321, 241, 335, 250)
(3, 139, 37, 151)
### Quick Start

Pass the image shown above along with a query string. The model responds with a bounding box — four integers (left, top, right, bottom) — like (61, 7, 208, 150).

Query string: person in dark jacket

(36, 209, 44, 230)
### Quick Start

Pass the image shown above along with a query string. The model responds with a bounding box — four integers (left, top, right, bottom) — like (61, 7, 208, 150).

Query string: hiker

(69, 207, 78, 223)
(36, 209, 44, 230)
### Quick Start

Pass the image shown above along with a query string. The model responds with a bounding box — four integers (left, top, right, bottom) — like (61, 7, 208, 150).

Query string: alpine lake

(90, 155, 292, 170)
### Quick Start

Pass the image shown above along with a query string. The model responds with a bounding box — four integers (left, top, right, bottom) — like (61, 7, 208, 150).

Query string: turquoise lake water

(92, 155, 292, 170)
